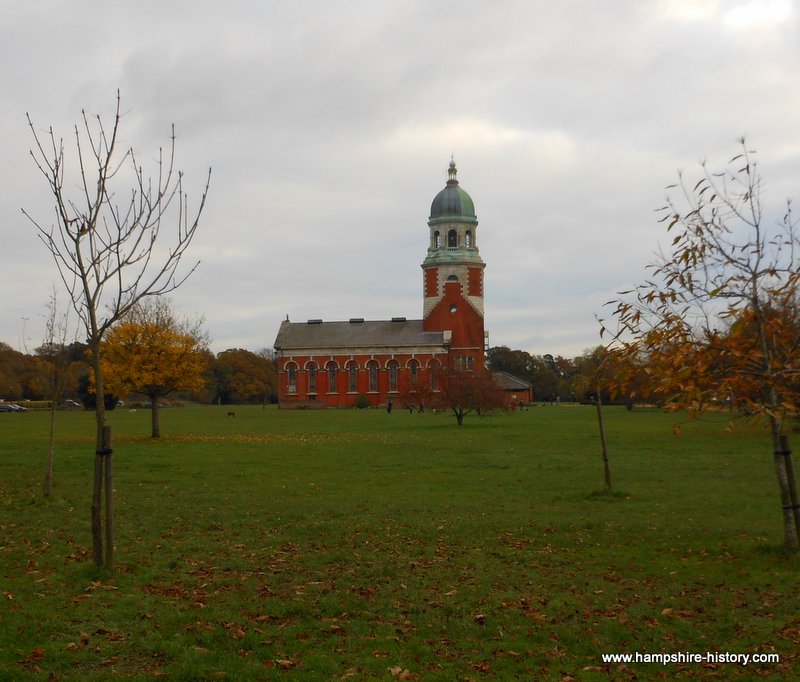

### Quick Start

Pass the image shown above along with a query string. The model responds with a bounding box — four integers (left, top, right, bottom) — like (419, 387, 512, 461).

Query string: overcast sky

(2, 0, 798, 359)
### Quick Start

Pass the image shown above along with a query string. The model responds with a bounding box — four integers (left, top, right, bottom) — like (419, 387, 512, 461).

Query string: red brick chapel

(273, 160, 488, 408)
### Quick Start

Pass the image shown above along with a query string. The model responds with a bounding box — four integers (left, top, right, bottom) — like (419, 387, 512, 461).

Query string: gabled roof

(493, 371, 532, 391)
(274, 318, 445, 352)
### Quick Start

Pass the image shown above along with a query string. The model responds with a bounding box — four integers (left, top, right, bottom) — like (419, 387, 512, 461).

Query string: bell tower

(422, 160, 486, 368)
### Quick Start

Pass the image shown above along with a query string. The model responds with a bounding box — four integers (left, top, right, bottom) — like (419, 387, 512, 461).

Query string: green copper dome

(429, 160, 477, 224)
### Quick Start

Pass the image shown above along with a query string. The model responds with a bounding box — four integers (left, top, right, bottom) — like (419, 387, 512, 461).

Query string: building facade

(273, 161, 487, 408)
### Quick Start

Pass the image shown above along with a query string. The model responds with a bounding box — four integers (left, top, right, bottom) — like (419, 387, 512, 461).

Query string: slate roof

(274, 318, 445, 352)
(492, 371, 532, 391)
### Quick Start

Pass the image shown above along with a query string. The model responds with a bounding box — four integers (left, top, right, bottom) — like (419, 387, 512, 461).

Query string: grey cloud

(2, 0, 799, 357)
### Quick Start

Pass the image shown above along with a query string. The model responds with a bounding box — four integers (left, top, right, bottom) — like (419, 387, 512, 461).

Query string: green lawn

(1, 405, 797, 680)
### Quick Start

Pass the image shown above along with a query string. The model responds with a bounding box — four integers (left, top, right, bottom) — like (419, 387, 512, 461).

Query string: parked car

(62, 399, 82, 409)
(0, 403, 26, 412)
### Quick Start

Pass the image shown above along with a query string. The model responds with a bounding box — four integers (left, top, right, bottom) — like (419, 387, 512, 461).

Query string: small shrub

(355, 393, 370, 409)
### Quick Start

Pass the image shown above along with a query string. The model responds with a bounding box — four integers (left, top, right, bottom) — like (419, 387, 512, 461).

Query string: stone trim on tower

(421, 160, 486, 368)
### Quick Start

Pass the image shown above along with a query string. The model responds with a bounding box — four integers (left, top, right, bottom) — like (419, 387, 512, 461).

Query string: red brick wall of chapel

(277, 352, 447, 408)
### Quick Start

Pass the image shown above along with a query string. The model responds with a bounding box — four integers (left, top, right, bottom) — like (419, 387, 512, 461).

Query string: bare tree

(24, 92, 211, 570)
(40, 288, 71, 497)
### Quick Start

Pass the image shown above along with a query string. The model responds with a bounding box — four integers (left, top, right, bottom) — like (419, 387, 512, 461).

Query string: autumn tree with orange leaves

(212, 348, 277, 405)
(101, 299, 209, 438)
(601, 139, 800, 551)
(410, 365, 508, 426)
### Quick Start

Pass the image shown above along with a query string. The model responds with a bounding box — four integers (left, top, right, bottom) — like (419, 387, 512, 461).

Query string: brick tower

(421, 160, 486, 369)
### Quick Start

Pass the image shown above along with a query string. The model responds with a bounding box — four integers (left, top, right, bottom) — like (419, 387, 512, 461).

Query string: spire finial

(447, 156, 458, 184)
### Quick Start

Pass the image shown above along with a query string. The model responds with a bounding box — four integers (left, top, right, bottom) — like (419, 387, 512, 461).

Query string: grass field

(1, 404, 798, 680)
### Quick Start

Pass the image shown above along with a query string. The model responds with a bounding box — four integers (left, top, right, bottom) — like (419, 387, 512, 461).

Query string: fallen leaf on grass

(777, 626, 800, 644)
(19, 648, 45, 666)
(660, 607, 694, 619)
(65, 632, 90, 651)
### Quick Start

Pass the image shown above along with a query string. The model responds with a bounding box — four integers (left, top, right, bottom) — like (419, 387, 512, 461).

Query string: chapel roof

(274, 318, 446, 352)
(493, 371, 533, 391)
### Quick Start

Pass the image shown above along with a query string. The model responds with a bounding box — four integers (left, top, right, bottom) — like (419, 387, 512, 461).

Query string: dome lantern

(429, 158, 477, 225)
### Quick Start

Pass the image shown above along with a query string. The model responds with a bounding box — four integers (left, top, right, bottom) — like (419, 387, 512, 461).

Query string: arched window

(408, 359, 419, 387)
(307, 362, 317, 394)
(367, 360, 379, 392)
(326, 361, 338, 393)
(448, 229, 457, 247)
(434, 231, 441, 249)
(388, 360, 399, 392)
(455, 355, 475, 371)
(287, 363, 298, 394)
(430, 360, 440, 391)
(465, 230, 472, 248)
(347, 361, 358, 392)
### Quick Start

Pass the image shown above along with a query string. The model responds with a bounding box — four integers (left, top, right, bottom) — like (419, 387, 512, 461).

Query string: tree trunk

(43, 404, 56, 497)
(769, 415, 798, 552)
(753, 294, 799, 551)
(103, 425, 114, 572)
(90, 343, 108, 568)
(780, 435, 800, 546)
(92, 452, 104, 567)
(151, 395, 160, 438)
(595, 394, 612, 491)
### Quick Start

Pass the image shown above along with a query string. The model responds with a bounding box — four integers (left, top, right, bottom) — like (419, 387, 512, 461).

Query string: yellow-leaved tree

(101, 299, 209, 438)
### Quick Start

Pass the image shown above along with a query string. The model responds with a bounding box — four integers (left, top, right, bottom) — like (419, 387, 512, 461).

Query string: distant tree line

(0, 340, 277, 407)
(486, 345, 656, 406)
(1, 338, 658, 409)
(11, 334, 794, 412)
